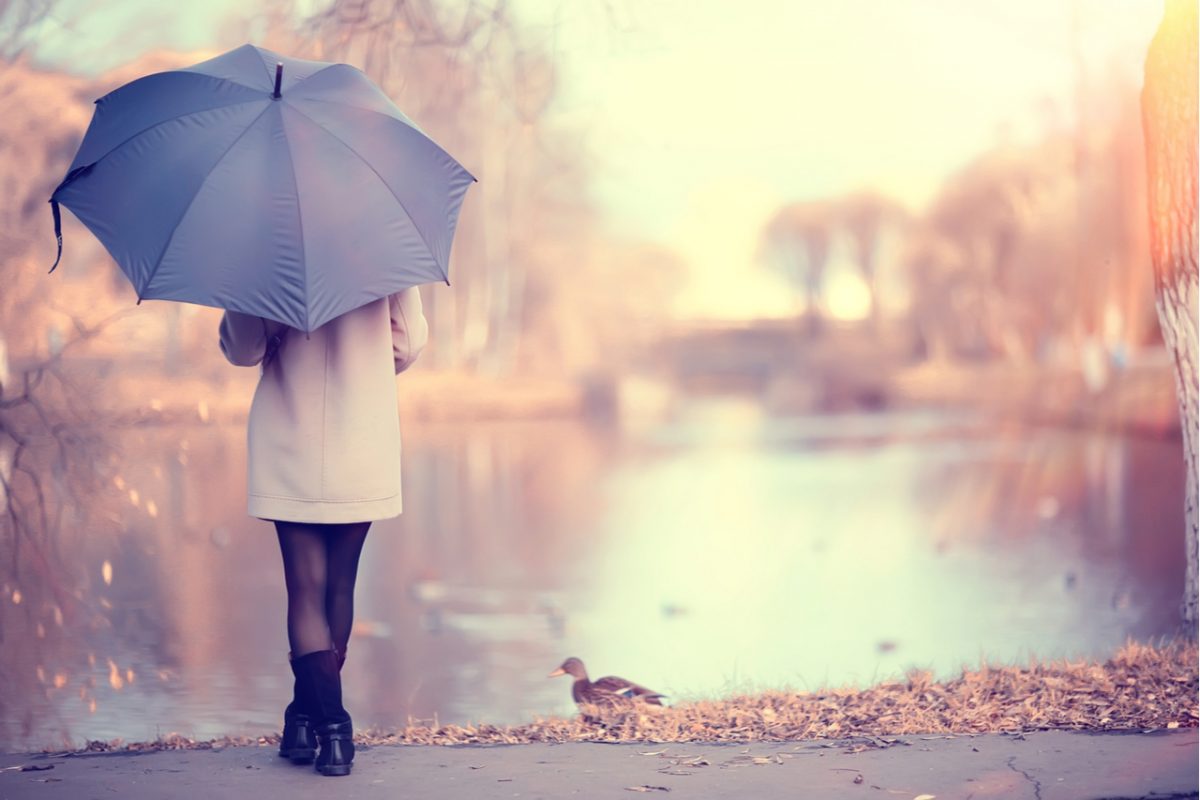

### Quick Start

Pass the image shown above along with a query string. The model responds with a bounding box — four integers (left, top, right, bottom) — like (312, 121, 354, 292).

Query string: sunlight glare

(824, 266, 872, 321)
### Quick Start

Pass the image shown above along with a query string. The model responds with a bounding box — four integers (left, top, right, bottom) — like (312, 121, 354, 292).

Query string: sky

(525, 0, 1163, 317)
(25, 0, 1165, 319)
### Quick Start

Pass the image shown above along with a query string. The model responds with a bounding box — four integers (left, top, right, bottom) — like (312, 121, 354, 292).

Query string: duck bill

(547, 668, 567, 678)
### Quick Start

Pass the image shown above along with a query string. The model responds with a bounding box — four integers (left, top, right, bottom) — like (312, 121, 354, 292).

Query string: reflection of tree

(1142, 0, 1197, 628)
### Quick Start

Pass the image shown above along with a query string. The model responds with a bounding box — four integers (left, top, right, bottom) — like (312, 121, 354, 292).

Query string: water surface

(0, 398, 1184, 750)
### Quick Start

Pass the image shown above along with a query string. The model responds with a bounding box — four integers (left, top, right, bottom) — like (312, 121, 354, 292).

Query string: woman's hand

(389, 288, 429, 374)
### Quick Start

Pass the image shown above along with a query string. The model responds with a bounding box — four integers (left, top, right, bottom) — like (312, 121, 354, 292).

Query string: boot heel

(280, 715, 316, 763)
(315, 722, 355, 776)
(279, 734, 316, 762)
(317, 762, 351, 777)
(284, 747, 317, 764)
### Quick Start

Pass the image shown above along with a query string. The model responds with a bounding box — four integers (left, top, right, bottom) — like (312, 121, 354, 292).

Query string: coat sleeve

(389, 287, 429, 374)
(219, 310, 284, 367)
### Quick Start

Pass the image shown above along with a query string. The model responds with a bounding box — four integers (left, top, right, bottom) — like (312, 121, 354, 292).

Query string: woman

(218, 287, 428, 777)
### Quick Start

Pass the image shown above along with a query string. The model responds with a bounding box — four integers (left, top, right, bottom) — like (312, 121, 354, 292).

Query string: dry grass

(60, 640, 1197, 754)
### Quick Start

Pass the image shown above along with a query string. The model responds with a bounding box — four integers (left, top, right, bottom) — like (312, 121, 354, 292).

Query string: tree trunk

(1142, 0, 1199, 630)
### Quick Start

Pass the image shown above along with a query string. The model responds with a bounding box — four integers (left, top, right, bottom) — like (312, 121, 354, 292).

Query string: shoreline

(62, 359, 1182, 435)
(14, 640, 1196, 756)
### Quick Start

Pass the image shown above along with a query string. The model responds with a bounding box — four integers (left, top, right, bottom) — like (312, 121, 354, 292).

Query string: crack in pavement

(1006, 755, 1044, 800)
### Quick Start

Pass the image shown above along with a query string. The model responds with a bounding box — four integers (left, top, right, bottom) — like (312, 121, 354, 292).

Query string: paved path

(1, 730, 1196, 799)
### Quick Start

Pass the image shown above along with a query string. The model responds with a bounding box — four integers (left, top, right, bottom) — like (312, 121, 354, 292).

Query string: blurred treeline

(762, 69, 1155, 367)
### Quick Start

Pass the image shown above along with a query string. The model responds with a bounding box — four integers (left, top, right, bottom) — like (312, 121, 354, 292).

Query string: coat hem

(248, 492, 402, 523)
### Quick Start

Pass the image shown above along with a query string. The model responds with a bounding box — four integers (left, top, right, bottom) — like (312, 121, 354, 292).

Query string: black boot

(278, 653, 316, 763)
(293, 649, 354, 777)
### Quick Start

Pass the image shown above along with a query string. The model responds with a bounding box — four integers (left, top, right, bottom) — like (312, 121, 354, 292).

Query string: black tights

(275, 521, 371, 658)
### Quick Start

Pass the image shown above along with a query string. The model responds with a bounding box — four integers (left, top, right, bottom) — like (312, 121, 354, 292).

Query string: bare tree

(899, 231, 975, 361)
(761, 201, 834, 335)
(1142, 0, 1198, 629)
(0, 0, 56, 61)
(838, 192, 909, 330)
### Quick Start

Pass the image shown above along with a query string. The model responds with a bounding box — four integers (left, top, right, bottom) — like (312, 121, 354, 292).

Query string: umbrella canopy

(49, 43, 475, 332)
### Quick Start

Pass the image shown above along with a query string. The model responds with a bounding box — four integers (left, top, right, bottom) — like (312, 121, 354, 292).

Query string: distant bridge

(634, 317, 918, 407)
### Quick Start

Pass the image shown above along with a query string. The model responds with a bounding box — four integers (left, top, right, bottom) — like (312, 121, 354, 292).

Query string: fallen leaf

(1167, 721, 1180, 729)
(625, 786, 671, 793)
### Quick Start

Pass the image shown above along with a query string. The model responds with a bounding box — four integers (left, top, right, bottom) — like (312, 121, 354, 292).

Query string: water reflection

(0, 400, 1184, 750)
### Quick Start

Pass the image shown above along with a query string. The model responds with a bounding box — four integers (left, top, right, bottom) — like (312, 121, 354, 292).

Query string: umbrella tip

(273, 62, 283, 99)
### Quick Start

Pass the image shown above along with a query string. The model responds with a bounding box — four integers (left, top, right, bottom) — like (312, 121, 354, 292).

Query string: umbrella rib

(62, 99, 266, 188)
(175, 70, 267, 94)
(285, 103, 446, 281)
(291, 63, 340, 89)
(298, 97, 475, 182)
(292, 95, 425, 137)
(278, 113, 309, 332)
(139, 102, 276, 299)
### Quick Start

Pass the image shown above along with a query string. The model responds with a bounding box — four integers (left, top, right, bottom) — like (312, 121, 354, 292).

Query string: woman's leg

(276, 521, 363, 776)
(323, 522, 371, 662)
(275, 521, 333, 656)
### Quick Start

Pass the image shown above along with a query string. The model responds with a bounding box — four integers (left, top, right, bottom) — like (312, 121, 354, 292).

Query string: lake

(0, 397, 1185, 750)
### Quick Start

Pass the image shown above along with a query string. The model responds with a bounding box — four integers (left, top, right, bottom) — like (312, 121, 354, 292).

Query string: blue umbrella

(48, 43, 475, 332)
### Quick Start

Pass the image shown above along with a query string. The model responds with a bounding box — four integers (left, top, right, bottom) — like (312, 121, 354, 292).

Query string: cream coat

(218, 288, 428, 523)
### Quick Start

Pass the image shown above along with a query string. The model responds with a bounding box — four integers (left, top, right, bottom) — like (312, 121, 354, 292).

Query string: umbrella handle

(273, 63, 283, 99)
(48, 199, 62, 273)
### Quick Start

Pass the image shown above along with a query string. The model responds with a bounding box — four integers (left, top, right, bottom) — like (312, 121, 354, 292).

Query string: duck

(548, 657, 666, 707)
